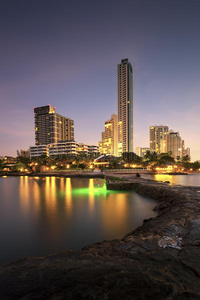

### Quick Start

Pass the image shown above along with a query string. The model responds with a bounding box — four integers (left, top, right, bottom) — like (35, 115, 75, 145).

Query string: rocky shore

(0, 171, 106, 178)
(1, 177, 200, 299)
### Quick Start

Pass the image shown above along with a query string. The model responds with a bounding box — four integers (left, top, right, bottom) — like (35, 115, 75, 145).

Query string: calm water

(0, 176, 157, 264)
(142, 173, 200, 186)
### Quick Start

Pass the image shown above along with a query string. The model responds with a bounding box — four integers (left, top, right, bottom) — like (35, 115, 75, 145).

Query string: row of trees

(1, 151, 199, 172)
(117, 151, 199, 171)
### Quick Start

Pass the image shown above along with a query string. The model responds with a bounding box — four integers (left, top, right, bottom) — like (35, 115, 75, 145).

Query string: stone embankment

(1, 178, 200, 299)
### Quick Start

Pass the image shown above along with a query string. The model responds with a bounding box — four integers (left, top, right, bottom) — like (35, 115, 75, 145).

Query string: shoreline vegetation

(1, 175, 200, 298)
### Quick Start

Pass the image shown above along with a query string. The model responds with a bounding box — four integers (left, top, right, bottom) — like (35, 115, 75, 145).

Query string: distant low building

(88, 145, 99, 156)
(30, 145, 48, 158)
(183, 147, 190, 158)
(48, 140, 79, 156)
(17, 149, 30, 158)
(136, 147, 153, 157)
(30, 141, 99, 158)
(1, 156, 17, 163)
(94, 154, 115, 168)
(78, 143, 89, 155)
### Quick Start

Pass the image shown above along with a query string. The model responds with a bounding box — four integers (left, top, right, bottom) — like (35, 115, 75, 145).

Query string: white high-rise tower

(117, 58, 133, 154)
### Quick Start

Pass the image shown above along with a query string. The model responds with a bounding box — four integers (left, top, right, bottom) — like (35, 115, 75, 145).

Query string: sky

(0, 0, 200, 161)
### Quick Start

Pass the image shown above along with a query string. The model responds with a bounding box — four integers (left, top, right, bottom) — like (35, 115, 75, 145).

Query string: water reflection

(19, 176, 30, 213)
(32, 178, 40, 212)
(65, 178, 72, 212)
(101, 193, 128, 236)
(45, 177, 50, 201)
(0, 176, 157, 264)
(50, 177, 56, 209)
(143, 173, 200, 186)
(89, 179, 95, 213)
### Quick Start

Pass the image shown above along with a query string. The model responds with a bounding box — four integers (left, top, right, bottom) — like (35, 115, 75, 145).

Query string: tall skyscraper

(34, 105, 74, 145)
(99, 114, 118, 156)
(117, 58, 133, 154)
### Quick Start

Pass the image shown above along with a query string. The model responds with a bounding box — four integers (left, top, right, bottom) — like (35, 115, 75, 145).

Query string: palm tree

(109, 158, 120, 169)
(181, 155, 190, 162)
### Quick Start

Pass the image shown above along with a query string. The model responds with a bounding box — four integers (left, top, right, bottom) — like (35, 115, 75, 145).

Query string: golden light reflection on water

(100, 192, 128, 236)
(19, 176, 30, 213)
(154, 174, 179, 185)
(49, 177, 56, 209)
(45, 176, 50, 206)
(143, 174, 200, 187)
(65, 178, 72, 212)
(88, 179, 95, 213)
(32, 179, 40, 212)
(154, 174, 172, 183)
(0, 176, 159, 264)
(60, 178, 64, 191)
(17, 176, 157, 239)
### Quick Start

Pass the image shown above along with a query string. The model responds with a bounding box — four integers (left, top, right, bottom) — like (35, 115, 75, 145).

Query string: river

(0, 176, 157, 264)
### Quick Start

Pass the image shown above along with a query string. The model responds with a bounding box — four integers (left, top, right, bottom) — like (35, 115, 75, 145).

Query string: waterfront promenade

(1, 176, 200, 299)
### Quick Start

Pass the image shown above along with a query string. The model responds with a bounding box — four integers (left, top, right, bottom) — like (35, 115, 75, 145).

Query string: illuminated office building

(117, 58, 133, 154)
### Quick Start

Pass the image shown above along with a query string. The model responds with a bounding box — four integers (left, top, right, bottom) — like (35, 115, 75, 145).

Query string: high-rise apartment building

(150, 125, 190, 159)
(150, 125, 169, 153)
(117, 58, 133, 154)
(99, 114, 118, 156)
(165, 131, 182, 159)
(34, 105, 74, 145)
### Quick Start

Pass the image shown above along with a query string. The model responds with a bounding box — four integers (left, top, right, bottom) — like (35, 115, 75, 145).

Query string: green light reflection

(72, 183, 107, 196)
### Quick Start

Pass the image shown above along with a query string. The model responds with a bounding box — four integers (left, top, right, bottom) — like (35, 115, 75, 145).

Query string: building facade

(48, 140, 79, 156)
(87, 145, 99, 156)
(135, 147, 153, 158)
(34, 105, 74, 145)
(99, 114, 118, 156)
(117, 58, 133, 155)
(165, 131, 182, 159)
(150, 125, 169, 153)
(183, 147, 190, 158)
(30, 142, 99, 158)
(150, 125, 190, 159)
(30, 145, 48, 158)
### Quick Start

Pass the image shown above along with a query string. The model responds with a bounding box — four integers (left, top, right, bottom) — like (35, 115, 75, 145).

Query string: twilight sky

(0, 0, 200, 160)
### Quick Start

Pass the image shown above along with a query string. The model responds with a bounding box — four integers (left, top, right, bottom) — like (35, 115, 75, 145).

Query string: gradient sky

(0, 0, 200, 160)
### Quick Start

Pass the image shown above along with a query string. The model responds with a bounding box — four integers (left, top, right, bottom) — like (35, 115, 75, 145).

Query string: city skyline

(0, 0, 200, 160)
